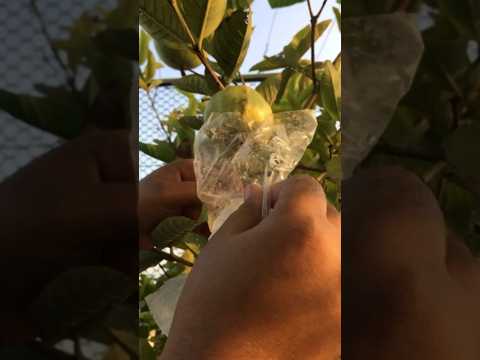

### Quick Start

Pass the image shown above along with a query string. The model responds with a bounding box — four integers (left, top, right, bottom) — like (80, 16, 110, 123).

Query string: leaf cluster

(347, 0, 480, 253)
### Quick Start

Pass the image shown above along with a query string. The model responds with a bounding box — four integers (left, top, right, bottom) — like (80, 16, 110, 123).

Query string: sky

(158, 0, 341, 78)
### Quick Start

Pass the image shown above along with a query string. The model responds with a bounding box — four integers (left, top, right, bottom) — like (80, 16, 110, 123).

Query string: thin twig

(167, 0, 225, 89)
(167, 0, 196, 45)
(184, 243, 199, 258)
(239, 72, 246, 86)
(304, 0, 329, 109)
(193, 48, 225, 89)
(105, 327, 139, 360)
(188, 69, 202, 76)
(155, 249, 194, 267)
(306, 0, 315, 18)
(297, 164, 325, 173)
(30, 0, 77, 92)
(145, 90, 173, 144)
(159, 263, 172, 278)
(423, 161, 447, 183)
(139, 70, 173, 144)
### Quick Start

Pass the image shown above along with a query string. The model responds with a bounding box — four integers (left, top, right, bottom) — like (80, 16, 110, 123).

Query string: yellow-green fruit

(155, 40, 201, 70)
(204, 86, 273, 128)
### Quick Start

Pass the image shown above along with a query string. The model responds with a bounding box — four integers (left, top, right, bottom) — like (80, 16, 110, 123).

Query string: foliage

(0, 0, 137, 137)
(0, 2, 138, 359)
(345, 0, 480, 253)
(139, 0, 341, 357)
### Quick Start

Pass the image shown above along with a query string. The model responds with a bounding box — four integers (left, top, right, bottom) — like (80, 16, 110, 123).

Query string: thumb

(213, 185, 263, 238)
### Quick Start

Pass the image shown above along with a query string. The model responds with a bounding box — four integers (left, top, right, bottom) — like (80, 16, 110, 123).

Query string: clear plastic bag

(194, 110, 318, 234)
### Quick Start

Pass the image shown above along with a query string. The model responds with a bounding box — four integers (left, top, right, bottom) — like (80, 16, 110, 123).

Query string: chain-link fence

(139, 81, 261, 179)
(139, 86, 189, 179)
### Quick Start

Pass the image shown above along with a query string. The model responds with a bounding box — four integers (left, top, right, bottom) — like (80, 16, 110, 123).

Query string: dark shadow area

(0, 1, 139, 358)
(342, 0, 480, 358)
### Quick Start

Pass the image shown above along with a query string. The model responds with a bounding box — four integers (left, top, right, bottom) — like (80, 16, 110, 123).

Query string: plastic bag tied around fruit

(194, 110, 317, 234)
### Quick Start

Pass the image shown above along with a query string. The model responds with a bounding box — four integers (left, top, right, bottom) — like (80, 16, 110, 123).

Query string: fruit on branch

(204, 85, 273, 129)
(154, 40, 201, 70)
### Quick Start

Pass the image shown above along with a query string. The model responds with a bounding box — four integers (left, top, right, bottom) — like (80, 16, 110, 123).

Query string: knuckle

(280, 213, 318, 245)
(288, 174, 321, 190)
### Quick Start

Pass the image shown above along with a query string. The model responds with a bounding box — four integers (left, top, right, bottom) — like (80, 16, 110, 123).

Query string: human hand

(161, 176, 341, 360)
(343, 167, 480, 359)
(139, 159, 201, 250)
(0, 131, 136, 309)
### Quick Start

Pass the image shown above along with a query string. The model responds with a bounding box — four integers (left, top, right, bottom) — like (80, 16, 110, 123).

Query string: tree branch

(168, 0, 224, 90)
(139, 70, 173, 144)
(155, 249, 194, 267)
(304, 0, 328, 109)
(193, 47, 225, 90)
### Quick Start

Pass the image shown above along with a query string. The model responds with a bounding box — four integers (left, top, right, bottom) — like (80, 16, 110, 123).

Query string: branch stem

(193, 48, 225, 90)
(139, 70, 173, 144)
(168, 0, 224, 90)
(304, 0, 328, 110)
(156, 249, 194, 267)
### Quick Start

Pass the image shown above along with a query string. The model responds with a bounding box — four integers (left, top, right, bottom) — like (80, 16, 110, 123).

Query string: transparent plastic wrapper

(194, 110, 318, 234)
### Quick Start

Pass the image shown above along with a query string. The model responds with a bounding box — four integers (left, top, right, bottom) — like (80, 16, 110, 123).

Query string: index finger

(270, 175, 328, 220)
(165, 159, 196, 182)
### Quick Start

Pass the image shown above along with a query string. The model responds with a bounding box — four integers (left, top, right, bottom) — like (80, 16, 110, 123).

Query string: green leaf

(438, 0, 480, 38)
(0, 89, 84, 139)
(267, 0, 306, 9)
(207, 9, 253, 82)
(274, 71, 313, 111)
(139, 0, 189, 44)
(445, 124, 480, 180)
(250, 54, 287, 72)
(333, 6, 341, 32)
(326, 155, 342, 180)
(323, 177, 340, 209)
(439, 179, 475, 237)
(152, 216, 198, 249)
(140, 141, 176, 162)
(300, 148, 323, 170)
(283, 20, 331, 66)
(140, 338, 158, 360)
(382, 106, 429, 149)
(173, 74, 214, 95)
(140, 30, 151, 65)
(320, 60, 341, 121)
(175, 0, 227, 45)
(179, 115, 204, 130)
(139, 0, 226, 45)
(183, 232, 208, 248)
(178, 90, 200, 116)
(144, 51, 159, 83)
(139, 250, 164, 272)
(52, 13, 103, 71)
(273, 67, 295, 106)
(30, 267, 135, 343)
(256, 74, 282, 105)
(227, 0, 253, 12)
